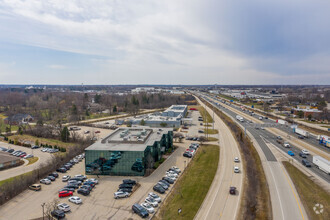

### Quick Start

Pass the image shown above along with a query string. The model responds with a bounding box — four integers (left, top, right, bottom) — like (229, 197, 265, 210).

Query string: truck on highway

(276, 119, 288, 126)
(312, 156, 330, 174)
(236, 115, 244, 122)
(317, 135, 330, 148)
(293, 127, 309, 138)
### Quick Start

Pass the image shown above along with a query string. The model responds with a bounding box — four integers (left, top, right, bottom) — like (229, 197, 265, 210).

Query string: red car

(59, 190, 73, 198)
(95, 131, 101, 133)
(19, 154, 27, 158)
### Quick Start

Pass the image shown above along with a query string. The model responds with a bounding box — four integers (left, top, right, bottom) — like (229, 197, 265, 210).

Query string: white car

(141, 202, 155, 213)
(62, 175, 71, 182)
(40, 178, 51, 185)
(145, 197, 158, 207)
(148, 192, 161, 203)
(68, 196, 82, 204)
(166, 171, 178, 177)
(74, 174, 87, 180)
(234, 157, 240, 163)
(301, 149, 309, 155)
(87, 178, 99, 184)
(57, 203, 71, 212)
(166, 174, 177, 179)
(114, 191, 130, 199)
(234, 167, 240, 173)
(24, 154, 33, 159)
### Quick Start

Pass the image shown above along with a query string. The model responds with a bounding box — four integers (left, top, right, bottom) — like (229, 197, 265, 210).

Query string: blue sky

(0, 0, 329, 85)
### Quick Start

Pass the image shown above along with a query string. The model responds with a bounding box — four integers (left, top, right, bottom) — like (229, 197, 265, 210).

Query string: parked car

(148, 192, 161, 203)
(59, 187, 75, 193)
(299, 153, 307, 158)
(68, 196, 82, 204)
(302, 159, 311, 167)
(171, 166, 181, 173)
(123, 179, 136, 185)
(157, 181, 169, 190)
(153, 184, 165, 194)
(68, 180, 82, 185)
(59, 190, 73, 198)
(46, 176, 56, 181)
(23, 154, 34, 159)
(70, 177, 84, 182)
(56, 167, 67, 173)
(83, 181, 96, 188)
(31, 145, 40, 149)
(87, 178, 99, 184)
(301, 149, 309, 155)
(234, 157, 240, 163)
(234, 167, 240, 173)
(95, 131, 101, 134)
(145, 197, 158, 207)
(118, 188, 132, 193)
(229, 186, 236, 195)
(57, 203, 71, 212)
(162, 177, 174, 184)
(49, 172, 59, 178)
(74, 174, 87, 180)
(288, 151, 295, 156)
(119, 183, 133, 189)
(77, 188, 90, 196)
(141, 203, 155, 214)
(159, 180, 170, 187)
(114, 191, 130, 199)
(51, 209, 65, 219)
(40, 178, 51, 185)
(80, 185, 92, 192)
(132, 203, 149, 218)
(183, 152, 192, 158)
(29, 184, 41, 191)
(66, 184, 79, 189)
(62, 175, 71, 182)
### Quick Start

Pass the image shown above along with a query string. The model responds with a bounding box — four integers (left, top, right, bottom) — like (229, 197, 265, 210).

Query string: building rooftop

(0, 152, 20, 164)
(85, 127, 172, 152)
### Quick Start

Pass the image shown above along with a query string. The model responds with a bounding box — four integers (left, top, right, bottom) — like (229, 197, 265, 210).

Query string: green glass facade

(85, 131, 173, 176)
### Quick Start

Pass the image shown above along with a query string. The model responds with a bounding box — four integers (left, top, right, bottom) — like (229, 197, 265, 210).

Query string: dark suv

(302, 159, 311, 167)
(51, 209, 65, 219)
(132, 203, 149, 218)
(77, 188, 90, 196)
(123, 179, 136, 185)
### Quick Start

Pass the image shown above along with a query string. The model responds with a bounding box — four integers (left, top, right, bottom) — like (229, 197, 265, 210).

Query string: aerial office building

(85, 127, 173, 176)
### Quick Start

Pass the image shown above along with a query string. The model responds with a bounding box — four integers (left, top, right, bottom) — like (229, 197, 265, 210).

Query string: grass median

(283, 161, 330, 220)
(27, 157, 39, 166)
(156, 144, 219, 220)
(204, 128, 218, 134)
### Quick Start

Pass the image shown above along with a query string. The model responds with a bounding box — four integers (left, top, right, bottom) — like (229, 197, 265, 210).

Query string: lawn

(26, 157, 39, 166)
(204, 128, 218, 134)
(9, 134, 73, 148)
(190, 105, 214, 123)
(217, 94, 239, 101)
(156, 144, 219, 220)
(283, 161, 330, 220)
(206, 137, 218, 142)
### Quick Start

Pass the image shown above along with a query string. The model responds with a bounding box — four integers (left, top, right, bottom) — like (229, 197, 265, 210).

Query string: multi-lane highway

(204, 94, 330, 183)
(196, 92, 308, 220)
(194, 97, 243, 220)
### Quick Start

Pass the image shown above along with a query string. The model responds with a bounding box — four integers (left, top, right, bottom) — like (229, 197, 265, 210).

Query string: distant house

(4, 114, 34, 125)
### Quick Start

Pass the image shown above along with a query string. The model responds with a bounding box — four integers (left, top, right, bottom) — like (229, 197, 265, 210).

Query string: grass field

(283, 161, 330, 220)
(9, 134, 73, 148)
(217, 94, 239, 101)
(26, 157, 39, 166)
(156, 144, 219, 220)
(204, 128, 218, 134)
(206, 137, 218, 142)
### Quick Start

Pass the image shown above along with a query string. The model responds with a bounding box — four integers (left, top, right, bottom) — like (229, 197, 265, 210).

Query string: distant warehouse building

(85, 127, 173, 176)
(131, 105, 188, 128)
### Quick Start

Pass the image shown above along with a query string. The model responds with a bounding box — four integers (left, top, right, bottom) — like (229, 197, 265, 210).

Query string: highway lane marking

(268, 163, 285, 220)
(280, 163, 305, 220)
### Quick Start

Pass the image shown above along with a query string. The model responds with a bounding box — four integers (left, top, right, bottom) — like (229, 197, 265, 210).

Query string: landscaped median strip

(154, 144, 219, 220)
(283, 161, 330, 220)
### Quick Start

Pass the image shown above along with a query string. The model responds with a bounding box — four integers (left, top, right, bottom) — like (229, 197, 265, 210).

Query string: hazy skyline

(0, 0, 329, 85)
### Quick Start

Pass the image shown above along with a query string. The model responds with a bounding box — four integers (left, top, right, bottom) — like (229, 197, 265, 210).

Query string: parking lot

(0, 141, 53, 181)
(0, 110, 203, 219)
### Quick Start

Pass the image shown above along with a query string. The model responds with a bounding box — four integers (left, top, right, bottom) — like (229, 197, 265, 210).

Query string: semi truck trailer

(313, 156, 330, 174)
